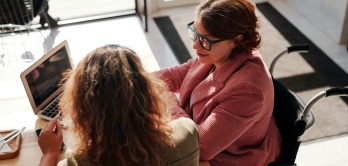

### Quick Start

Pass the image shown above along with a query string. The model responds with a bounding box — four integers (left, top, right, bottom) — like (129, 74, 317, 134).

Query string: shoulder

(169, 117, 197, 134)
(165, 118, 200, 166)
(225, 50, 272, 90)
(57, 152, 94, 166)
(57, 158, 68, 166)
(169, 117, 199, 149)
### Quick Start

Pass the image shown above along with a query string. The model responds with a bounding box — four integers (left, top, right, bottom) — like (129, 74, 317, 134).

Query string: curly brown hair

(59, 45, 174, 166)
(196, 0, 261, 55)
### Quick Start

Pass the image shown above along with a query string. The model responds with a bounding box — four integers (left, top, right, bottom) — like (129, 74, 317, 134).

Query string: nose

(192, 38, 201, 50)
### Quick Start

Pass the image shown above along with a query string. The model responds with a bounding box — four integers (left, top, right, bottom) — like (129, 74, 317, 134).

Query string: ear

(234, 34, 243, 44)
(228, 34, 243, 48)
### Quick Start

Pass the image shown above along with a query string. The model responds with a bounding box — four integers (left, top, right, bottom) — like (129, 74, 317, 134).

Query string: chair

(0, 0, 50, 66)
(269, 78, 313, 166)
(267, 44, 348, 165)
(267, 44, 314, 166)
(270, 77, 348, 166)
(0, 0, 57, 28)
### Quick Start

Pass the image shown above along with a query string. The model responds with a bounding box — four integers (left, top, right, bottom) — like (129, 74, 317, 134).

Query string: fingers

(46, 114, 60, 130)
(55, 120, 63, 138)
(41, 113, 61, 136)
(38, 114, 63, 147)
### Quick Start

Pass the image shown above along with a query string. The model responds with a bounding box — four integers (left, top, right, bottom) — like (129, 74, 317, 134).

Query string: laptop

(20, 40, 74, 121)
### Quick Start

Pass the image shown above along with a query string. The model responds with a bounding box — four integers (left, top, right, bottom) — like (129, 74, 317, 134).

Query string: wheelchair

(267, 44, 348, 166)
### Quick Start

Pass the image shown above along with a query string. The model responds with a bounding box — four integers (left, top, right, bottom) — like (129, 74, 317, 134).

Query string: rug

(154, 2, 348, 142)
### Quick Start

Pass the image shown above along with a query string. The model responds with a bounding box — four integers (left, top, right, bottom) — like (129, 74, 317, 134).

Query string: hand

(38, 114, 63, 166)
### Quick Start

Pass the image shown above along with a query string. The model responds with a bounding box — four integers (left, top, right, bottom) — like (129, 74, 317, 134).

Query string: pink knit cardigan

(155, 50, 282, 166)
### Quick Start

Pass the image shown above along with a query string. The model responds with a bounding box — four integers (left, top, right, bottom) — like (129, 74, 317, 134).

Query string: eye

(200, 37, 209, 46)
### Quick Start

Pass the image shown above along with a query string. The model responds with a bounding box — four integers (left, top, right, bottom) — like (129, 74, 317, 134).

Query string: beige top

(57, 117, 200, 166)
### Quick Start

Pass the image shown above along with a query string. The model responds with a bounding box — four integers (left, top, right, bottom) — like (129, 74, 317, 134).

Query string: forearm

(39, 153, 59, 166)
(153, 59, 194, 92)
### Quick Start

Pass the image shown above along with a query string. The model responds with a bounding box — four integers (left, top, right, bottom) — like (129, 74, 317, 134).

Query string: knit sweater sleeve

(153, 59, 196, 93)
(198, 82, 265, 160)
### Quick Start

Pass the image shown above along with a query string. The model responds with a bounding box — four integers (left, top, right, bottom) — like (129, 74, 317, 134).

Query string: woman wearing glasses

(155, 0, 282, 165)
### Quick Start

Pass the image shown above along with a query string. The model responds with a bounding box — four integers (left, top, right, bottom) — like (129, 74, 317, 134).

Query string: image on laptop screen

(25, 47, 71, 107)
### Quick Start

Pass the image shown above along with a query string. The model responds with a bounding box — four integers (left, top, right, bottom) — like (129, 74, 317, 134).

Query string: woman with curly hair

(154, 0, 282, 165)
(37, 45, 199, 166)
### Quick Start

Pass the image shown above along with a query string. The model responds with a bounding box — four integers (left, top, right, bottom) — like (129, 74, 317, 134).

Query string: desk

(0, 37, 159, 166)
(0, 65, 43, 165)
(0, 14, 159, 165)
(0, 97, 65, 166)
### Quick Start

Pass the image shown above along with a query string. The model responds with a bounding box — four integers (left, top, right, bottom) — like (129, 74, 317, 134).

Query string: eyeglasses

(187, 21, 227, 51)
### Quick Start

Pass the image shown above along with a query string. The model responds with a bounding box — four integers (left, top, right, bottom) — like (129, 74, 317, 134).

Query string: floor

(262, 1, 348, 165)
(1, 0, 348, 165)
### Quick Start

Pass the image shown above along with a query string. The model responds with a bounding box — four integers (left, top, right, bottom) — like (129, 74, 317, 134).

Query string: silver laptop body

(20, 40, 73, 121)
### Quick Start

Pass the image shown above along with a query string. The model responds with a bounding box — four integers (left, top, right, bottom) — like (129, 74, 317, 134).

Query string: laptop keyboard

(40, 94, 62, 119)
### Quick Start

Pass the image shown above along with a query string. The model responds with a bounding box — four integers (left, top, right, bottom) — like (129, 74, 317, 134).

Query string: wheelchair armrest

(288, 90, 314, 130)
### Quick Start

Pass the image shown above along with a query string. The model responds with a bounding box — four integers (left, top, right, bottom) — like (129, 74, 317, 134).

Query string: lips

(196, 51, 208, 57)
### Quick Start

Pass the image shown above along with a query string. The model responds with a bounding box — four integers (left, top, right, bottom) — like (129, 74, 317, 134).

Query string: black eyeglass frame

(187, 21, 227, 51)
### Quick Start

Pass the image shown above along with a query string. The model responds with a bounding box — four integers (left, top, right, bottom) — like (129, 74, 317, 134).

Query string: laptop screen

(25, 47, 71, 107)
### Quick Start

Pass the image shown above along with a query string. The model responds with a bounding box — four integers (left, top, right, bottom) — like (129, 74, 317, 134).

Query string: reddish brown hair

(196, 0, 261, 55)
